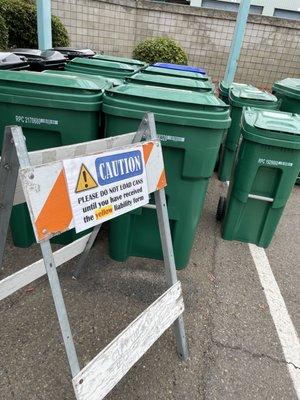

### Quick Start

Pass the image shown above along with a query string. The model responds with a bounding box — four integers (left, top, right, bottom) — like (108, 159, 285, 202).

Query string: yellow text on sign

(95, 205, 113, 220)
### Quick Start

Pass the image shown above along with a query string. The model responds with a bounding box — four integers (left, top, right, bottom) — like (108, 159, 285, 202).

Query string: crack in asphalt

(211, 338, 300, 371)
(202, 183, 300, 400)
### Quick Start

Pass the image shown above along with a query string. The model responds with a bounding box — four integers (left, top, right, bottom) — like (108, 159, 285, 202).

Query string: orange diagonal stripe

(35, 170, 73, 240)
(157, 170, 167, 190)
(142, 142, 154, 164)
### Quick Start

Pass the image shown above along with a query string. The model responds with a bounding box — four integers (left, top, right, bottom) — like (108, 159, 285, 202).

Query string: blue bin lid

(152, 62, 206, 75)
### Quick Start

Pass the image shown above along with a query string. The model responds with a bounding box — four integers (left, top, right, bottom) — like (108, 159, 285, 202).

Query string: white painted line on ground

(249, 244, 300, 399)
(224, 180, 300, 397)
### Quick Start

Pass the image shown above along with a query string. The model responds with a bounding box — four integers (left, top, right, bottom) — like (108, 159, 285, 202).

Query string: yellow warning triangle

(75, 164, 98, 193)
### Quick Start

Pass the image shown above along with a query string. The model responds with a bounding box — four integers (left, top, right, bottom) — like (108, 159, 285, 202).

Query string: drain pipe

(36, 0, 52, 50)
(223, 0, 251, 86)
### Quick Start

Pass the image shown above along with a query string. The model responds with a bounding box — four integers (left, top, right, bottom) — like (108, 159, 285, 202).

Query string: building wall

(51, 0, 300, 89)
(190, 0, 300, 17)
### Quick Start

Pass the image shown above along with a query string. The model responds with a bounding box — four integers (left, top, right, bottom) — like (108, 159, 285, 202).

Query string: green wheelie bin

(272, 78, 300, 113)
(220, 108, 300, 247)
(42, 69, 123, 87)
(93, 54, 147, 68)
(103, 84, 231, 269)
(143, 66, 211, 81)
(218, 86, 279, 182)
(125, 72, 215, 92)
(218, 81, 249, 104)
(0, 70, 111, 247)
(216, 81, 249, 170)
(42, 70, 122, 138)
(272, 78, 300, 184)
(65, 57, 141, 79)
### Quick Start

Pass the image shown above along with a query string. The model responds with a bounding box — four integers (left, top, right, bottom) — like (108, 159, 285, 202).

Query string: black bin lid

(0, 52, 29, 70)
(11, 49, 66, 69)
(51, 47, 96, 59)
(12, 48, 66, 61)
(11, 48, 42, 59)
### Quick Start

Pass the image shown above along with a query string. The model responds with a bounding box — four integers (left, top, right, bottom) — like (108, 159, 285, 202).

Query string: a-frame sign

(0, 113, 188, 399)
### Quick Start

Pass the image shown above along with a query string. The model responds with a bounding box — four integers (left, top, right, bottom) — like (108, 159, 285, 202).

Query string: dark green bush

(133, 37, 188, 65)
(0, 14, 8, 50)
(0, 0, 70, 49)
(51, 15, 70, 48)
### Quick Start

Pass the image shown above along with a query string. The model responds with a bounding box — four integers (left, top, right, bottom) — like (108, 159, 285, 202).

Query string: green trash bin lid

(230, 86, 278, 108)
(125, 72, 214, 92)
(0, 70, 106, 110)
(219, 81, 249, 96)
(143, 66, 210, 81)
(272, 78, 300, 100)
(42, 69, 122, 87)
(242, 107, 300, 149)
(66, 57, 140, 78)
(93, 54, 147, 67)
(103, 84, 231, 129)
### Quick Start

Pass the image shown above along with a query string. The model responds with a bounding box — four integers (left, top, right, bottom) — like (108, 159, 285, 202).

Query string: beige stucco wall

(51, 0, 300, 89)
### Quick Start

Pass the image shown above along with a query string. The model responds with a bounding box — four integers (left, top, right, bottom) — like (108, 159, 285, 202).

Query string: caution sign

(63, 145, 149, 233)
(75, 164, 98, 193)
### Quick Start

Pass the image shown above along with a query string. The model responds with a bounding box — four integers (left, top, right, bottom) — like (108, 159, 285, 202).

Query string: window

(273, 8, 300, 21)
(248, 5, 263, 15)
(202, 0, 263, 15)
(153, 0, 189, 4)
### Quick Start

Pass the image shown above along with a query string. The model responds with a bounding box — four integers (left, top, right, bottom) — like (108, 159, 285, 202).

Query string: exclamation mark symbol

(83, 170, 88, 188)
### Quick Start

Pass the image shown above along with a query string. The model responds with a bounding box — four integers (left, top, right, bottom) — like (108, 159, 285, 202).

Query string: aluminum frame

(0, 114, 188, 398)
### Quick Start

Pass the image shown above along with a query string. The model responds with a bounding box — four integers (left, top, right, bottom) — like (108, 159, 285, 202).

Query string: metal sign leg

(0, 128, 20, 268)
(134, 114, 152, 142)
(9, 125, 81, 377)
(154, 189, 189, 361)
(40, 240, 81, 377)
(144, 112, 189, 361)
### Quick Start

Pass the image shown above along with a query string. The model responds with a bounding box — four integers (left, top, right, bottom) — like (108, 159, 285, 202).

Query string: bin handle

(248, 193, 274, 203)
(143, 204, 157, 210)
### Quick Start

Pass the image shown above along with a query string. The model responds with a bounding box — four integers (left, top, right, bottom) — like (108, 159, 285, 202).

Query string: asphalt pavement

(0, 175, 299, 399)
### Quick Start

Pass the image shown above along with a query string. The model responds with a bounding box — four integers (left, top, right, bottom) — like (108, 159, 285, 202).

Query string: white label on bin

(158, 134, 185, 143)
(15, 115, 59, 126)
(258, 158, 293, 167)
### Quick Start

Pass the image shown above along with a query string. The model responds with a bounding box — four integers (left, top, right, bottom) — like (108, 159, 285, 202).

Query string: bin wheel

(216, 196, 226, 222)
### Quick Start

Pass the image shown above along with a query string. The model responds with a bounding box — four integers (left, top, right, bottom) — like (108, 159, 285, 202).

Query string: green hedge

(51, 15, 70, 48)
(0, 0, 69, 49)
(0, 14, 8, 50)
(133, 37, 188, 65)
